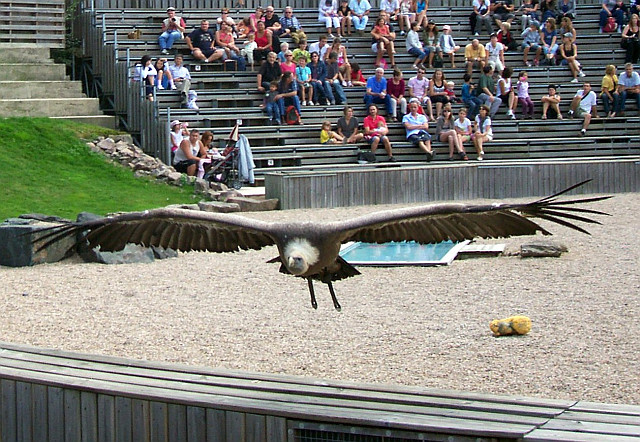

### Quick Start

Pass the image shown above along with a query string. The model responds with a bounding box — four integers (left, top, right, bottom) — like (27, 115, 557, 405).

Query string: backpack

(284, 105, 300, 125)
(433, 52, 444, 68)
(603, 17, 617, 33)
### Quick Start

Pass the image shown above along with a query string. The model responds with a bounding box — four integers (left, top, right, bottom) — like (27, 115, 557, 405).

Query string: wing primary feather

(531, 180, 593, 204)
(531, 213, 592, 235)
(535, 209, 604, 226)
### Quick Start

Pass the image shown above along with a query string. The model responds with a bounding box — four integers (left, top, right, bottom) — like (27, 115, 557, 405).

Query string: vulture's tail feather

(533, 179, 593, 203)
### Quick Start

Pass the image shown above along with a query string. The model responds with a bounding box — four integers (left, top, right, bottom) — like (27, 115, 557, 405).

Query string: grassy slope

(0, 118, 195, 220)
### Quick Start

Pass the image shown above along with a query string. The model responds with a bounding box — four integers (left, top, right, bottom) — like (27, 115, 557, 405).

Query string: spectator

(137, 55, 157, 100)
(364, 67, 394, 118)
(473, 105, 492, 160)
(309, 51, 332, 105)
(154, 58, 174, 90)
(540, 0, 558, 22)
(464, 38, 486, 75)
(276, 71, 303, 124)
(485, 33, 505, 74)
(216, 22, 247, 71)
(398, 0, 416, 35)
(349, 0, 372, 35)
(477, 65, 502, 117)
(497, 22, 517, 52)
(462, 73, 482, 119)
(415, 0, 429, 27)
(540, 17, 559, 65)
(338, 0, 353, 35)
(319, 0, 341, 37)
(174, 129, 207, 176)
(326, 51, 348, 104)
(292, 40, 311, 63)
(516, 70, 534, 119)
(280, 6, 307, 44)
(320, 120, 344, 143)
(253, 21, 273, 65)
(237, 18, 252, 39)
(325, 37, 352, 86)
(559, 16, 576, 42)
(159, 7, 186, 55)
(371, 14, 397, 68)
(454, 108, 474, 154)
(601, 64, 621, 118)
(621, 13, 640, 63)
(408, 67, 434, 119)
(558, 32, 583, 82)
(168, 55, 193, 108)
(556, 0, 576, 19)
(186, 20, 224, 63)
(439, 25, 460, 68)
(170, 120, 186, 154)
(498, 66, 517, 119)
(216, 7, 236, 32)
(618, 62, 640, 115)
(264, 80, 282, 125)
(242, 34, 258, 70)
(406, 21, 428, 69)
(296, 57, 314, 105)
(250, 7, 266, 33)
(349, 61, 367, 86)
(309, 35, 330, 60)
(436, 105, 467, 160)
(403, 99, 434, 161)
(491, 0, 515, 28)
(281, 49, 297, 76)
(256, 51, 282, 92)
(277, 42, 289, 63)
(520, 0, 540, 31)
(472, 0, 492, 36)
(381, 0, 400, 26)
(599, 0, 624, 33)
(444, 80, 459, 102)
(429, 69, 450, 117)
(568, 82, 598, 136)
(387, 68, 407, 121)
(337, 105, 365, 143)
(364, 104, 395, 161)
(541, 83, 562, 119)
(422, 20, 442, 68)
(521, 21, 542, 66)
(263, 7, 283, 54)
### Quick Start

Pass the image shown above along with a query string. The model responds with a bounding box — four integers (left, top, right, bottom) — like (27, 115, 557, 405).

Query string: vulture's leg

(327, 282, 342, 311)
(307, 278, 318, 309)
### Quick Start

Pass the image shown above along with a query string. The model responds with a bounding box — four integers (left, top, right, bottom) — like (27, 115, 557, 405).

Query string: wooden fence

(0, 0, 65, 47)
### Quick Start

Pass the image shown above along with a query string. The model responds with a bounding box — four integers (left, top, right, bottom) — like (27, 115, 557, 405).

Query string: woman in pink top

(280, 50, 297, 75)
(324, 37, 352, 85)
(386, 69, 407, 121)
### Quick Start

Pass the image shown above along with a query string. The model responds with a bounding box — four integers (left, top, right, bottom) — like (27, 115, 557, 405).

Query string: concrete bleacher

(76, 3, 640, 185)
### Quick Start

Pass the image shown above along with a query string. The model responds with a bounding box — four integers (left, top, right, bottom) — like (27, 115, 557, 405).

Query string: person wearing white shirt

(568, 82, 598, 135)
(618, 62, 640, 114)
(318, 0, 340, 37)
(309, 35, 330, 59)
(168, 54, 193, 108)
(485, 33, 505, 74)
(349, 0, 371, 34)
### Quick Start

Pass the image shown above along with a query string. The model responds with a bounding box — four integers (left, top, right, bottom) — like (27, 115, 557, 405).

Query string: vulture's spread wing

(333, 182, 611, 245)
(35, 208, 278, 254)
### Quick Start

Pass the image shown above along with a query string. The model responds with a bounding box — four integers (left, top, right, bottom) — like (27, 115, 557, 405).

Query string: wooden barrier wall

(0, 0, 65, 47)
(265, 157, 640, 209)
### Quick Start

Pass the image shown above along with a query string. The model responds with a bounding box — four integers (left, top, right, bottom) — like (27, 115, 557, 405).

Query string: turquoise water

(339, 241, 461, 265)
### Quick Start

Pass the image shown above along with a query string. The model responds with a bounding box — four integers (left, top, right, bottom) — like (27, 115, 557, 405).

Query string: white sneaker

(157, 85, 164, 90)
(579, 70, 586, 77)
(170, 84, 177, 90)
(571, 78, 579, 83)
(347, 81, 353, 87)
(342, 80, 348, 86)
(302, 101, 307, 106)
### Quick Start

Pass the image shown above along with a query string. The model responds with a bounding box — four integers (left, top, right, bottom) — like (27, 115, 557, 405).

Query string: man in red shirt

(363, 104, 395, 161)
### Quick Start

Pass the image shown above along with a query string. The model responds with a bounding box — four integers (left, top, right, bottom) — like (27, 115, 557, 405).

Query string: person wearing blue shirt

(364, 67, 393, 117)
(618, 62, 640, 114)
(349, 0, 371, 34)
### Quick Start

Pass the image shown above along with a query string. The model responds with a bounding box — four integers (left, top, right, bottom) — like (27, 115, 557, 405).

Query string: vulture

(35, 181, 610, 310)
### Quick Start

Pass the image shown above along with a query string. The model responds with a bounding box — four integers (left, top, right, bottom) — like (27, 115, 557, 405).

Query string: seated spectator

(618, 62, 640, 115)
(415, 0, 429, 28)
(337, 105, 365, 143)
(599, 0, 625, 33)
(292, 40, 311, 63)
(276, 72, 303, 124)
(621, 13, 640, 63)
(349, 61, 367, 86)
(540, 17, 559, 65)
(407, 67, 434, 119)
(559, 16, 576, 42)
(516, 70, 534, 119)
(381, 0, 400, 25)
(498, 66, 517, 119)
(473, 105, 492, 160)
(387, 68, 407, 121)
(325, 37, 352, 85)
(277, 42, 289, 63)
(216, 7, 236, 32)
(422, 20, 442, 68)
(170, 119, 186, 154)
(429, 69, 450, 117)
(280, 6, 307, 44)
(349, 0, 372, 35)
(159, 7, 186, 55)
(154, 58, 175, 90)
(444, 81, 459, 102)
(137, 55, 157, 100)
(462, 73, 482, 119)
(521, 21, 542, 66)
(250, 7, 266, 33)
(280, 50, 297, 75)
(491, 0, 515, 28)
(541, 83, 562, 119)
(558, 32, 583, 82)
(520, 0, 540, 31)
(568, 82, 598, 135)
(485, 33, 505, 74)
(253, 21, 273, 65)
(436, 105, 467, 160)
(497, 22, 517, 51)
(319, 0, 341, 38)
(237, 18, 252, 39)
(371, 15, 397, 68)
(406, 21, 428, 69)
(296, 57, 314, 105)
(540, 0, 558, 22)
(173, 129, 207, 176)
(169, 55, 196, 109)
(403, 99, 435, 161)
(398, 0, 415, 35)
(256, 51, 282, 92)
(454, 108, 473, 154)
(264, 80, 282, 125)
(464, 38, 486, 75)
(309, 51, 332, 105)
(556, 0, 576, 19)
(309, 35, 330, 60)
(472, 0, 492, 36)
(320, 120, 344, 143)
(477, 65, 502, 117)
(326, 51, 348, 104)
(364, 104, 395, 161)
(364, 67, 393, 119)
(601, 64, 621, 118)
(186, 20, 224, 63)
(438, 25, 460, 68)
(264, 6, 283, 53)
(216, 22, 247, 71)
(339, 0, 353, 35)
(242, 34, 258, 70)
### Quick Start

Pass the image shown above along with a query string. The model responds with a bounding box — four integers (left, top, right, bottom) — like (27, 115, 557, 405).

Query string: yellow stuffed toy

(490, 315, 532, 337)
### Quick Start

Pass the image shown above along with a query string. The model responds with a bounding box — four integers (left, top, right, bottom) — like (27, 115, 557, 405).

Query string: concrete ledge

(0, 98, 101, 117)
(0, 81, 83, 99)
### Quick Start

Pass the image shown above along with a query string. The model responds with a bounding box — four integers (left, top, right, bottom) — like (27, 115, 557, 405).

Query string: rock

(167, 172, 183, 183)
(217, 189, 244, 201)
(113, 134, 134, 145)
(197, 201, 241, 213)
(96, 138, 116, 153)
(194, 178, 210, 194)
(226, 197, 279, 212)
(89, 243, 156, 264)
(0, 218, 76, 267)
(151, 245, 178, 259)
(165, 204, 200, 210)
(210, 181, 229, 192)
(520, 240, 568, 258)
(204, 190, 220, 201)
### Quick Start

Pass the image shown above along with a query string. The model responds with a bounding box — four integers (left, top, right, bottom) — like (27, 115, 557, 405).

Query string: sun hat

(442, 24, 451, 30)
(166, 6, 175, 11)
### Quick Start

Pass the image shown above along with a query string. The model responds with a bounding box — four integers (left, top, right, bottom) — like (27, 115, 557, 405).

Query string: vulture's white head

(284, 238, 320, 275)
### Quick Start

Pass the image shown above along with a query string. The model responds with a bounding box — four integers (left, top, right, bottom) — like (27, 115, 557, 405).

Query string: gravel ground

(1, 192, 639, 405)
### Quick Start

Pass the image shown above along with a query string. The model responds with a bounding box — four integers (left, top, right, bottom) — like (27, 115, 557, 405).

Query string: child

(320, 120, 344, 143)
(444, 81, 461, 103)
(454, 108, 473, 151)
(461, 73, 482, 119)
(349, 61, 367, 86)
(296, 57, 314, 105)
(264, 80, 282, 125)
(541, 83, 563, 119)
(277, 42, 289, 63)
(241, 33, 257, 70)
(338, 0, 352, 36)
(498, 66, 517, 119)
(516, 70, 534, 119)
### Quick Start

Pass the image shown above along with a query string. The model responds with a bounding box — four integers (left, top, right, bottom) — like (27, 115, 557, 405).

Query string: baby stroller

(204, 124, 242, 189)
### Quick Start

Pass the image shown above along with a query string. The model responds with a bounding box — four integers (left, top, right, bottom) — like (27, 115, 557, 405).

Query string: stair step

(1, 63, 66, 81)
(0, 81, 84, 99)
(0, 44, 54, 64)
(50, 115, 118, 129)
(0, 98, 101, 117)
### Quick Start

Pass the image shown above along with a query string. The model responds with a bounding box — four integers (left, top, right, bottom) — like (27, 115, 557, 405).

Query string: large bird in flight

(36, 181, 609, 310)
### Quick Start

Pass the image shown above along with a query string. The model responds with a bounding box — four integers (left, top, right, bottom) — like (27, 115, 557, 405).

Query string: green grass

(0, 118, 196, 220)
